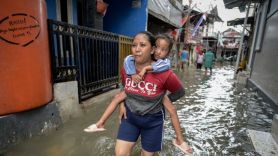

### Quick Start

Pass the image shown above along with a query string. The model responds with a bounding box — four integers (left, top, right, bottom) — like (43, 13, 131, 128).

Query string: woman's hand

(118, 102, 127, 123)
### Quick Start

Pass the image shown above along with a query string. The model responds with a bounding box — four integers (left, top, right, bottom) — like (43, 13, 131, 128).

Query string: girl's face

(131, 34, 154, 64)
(154, 38, 170, 60)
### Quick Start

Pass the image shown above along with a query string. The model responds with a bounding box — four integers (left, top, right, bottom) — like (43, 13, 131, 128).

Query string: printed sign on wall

(0, 13, 40, 47)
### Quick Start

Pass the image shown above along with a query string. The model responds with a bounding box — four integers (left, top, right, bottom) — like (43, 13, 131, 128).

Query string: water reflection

(162, 64, 274, 156)
(3, 63, 275, 156)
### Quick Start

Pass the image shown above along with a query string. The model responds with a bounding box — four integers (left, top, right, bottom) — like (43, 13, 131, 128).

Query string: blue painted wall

(103, 0, 147, 37)
(72, 0, 78, 24)
(46, 0, 57, 20)
(46, 0, 77, 24)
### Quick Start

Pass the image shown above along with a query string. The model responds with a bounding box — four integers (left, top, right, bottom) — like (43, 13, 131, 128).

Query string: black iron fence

(48, 20, 120, 101)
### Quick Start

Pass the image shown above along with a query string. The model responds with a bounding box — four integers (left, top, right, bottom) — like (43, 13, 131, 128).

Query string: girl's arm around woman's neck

(135, 60, 152, 72)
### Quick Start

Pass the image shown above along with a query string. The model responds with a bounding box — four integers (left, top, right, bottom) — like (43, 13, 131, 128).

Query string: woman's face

(131, 34, 154, 64)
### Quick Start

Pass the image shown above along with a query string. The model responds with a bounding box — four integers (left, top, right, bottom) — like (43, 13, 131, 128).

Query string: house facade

(223, 0, 278, 107)
(249, 0, 278, 107)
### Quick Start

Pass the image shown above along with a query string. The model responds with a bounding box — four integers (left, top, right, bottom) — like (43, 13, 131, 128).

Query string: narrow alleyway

(3, 63, 275, 156)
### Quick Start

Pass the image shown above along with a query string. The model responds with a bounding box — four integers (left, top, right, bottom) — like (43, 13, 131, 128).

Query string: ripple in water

(163, 64, 274, 155)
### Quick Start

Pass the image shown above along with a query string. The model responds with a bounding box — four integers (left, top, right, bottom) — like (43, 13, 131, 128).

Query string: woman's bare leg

(115, 139, 135, 156)
(141, 149, 155, 156)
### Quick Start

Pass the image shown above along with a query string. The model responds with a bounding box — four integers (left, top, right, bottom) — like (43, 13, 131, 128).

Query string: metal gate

(48, 20, 120, 101)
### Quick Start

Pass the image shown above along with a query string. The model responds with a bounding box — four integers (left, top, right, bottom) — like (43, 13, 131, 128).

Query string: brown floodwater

(3, 63, 275, 156)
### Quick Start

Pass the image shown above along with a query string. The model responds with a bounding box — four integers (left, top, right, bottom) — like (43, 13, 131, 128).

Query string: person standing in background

(179, 46, 189, 71)
(196, 50, 204, 69)
(203, 48, 215, 75)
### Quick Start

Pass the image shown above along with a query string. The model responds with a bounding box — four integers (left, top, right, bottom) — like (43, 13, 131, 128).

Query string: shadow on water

(3, 63, 275, 156)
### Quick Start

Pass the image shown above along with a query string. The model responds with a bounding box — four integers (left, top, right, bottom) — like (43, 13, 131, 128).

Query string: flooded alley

(3, 63, 276, 156)
(1, 0, 278, 155)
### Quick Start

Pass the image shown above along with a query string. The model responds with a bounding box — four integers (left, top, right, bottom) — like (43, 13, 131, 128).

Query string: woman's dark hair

(134, 31, 156, 46)
(155, 34, 174, 51)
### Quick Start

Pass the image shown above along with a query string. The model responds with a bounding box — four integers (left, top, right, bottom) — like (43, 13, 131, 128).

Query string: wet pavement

(3, 63, 276, 156)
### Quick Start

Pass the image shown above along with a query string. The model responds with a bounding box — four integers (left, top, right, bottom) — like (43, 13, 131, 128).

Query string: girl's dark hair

(155, 34, 174, 51)
(134, 31, 156, 46)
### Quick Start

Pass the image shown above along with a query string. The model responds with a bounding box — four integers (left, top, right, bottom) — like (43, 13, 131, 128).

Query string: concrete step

(248, 114, 278, 156)
(272, 114, 278, 144)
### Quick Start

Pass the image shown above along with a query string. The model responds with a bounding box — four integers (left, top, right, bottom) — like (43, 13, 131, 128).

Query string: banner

(191, 13, 206, 37)
(180, 16, 189, 26)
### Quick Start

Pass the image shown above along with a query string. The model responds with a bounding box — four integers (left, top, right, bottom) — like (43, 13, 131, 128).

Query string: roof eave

(223, 0, 262, 9)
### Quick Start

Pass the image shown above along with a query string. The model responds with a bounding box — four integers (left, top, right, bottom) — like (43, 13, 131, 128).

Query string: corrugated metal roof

(223, 0, 262, 9)
(227, 17, 254, 26)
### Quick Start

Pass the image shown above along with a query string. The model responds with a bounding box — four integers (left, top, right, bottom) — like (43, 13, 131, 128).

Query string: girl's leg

(163, 96, 193, 154)
(163, 96, 184, 144)
(96, 91, 127, 128)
